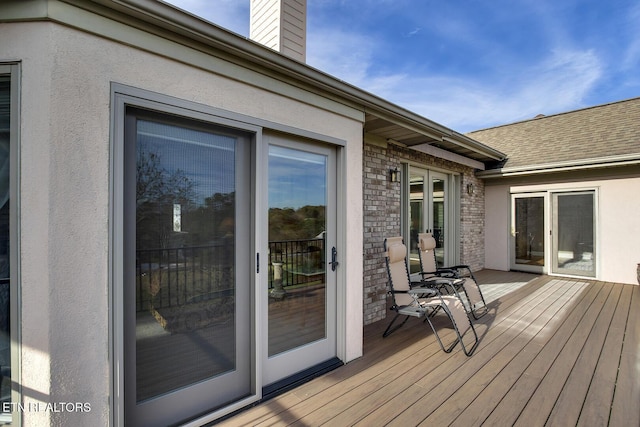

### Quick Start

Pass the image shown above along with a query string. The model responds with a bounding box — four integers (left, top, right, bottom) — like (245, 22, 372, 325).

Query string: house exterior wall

(484, 184, 511, 271)
(0, 18, 363, 426)
(484, 175, 640, 285)
(362, 139, 484, 325)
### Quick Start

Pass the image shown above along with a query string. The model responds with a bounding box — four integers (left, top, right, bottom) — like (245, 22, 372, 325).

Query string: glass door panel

(0, 75, 12, 423)
(408, 171, 425, 274)
(124, 112, 252, 426)
(430, 173, 447, 266)
(408, 168, 448, 273)
(511, 194, 546, 272)
(552, 191, 596, 277)
(264, 136, 336, 386)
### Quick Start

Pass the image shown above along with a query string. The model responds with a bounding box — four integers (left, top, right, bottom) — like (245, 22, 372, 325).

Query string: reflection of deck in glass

(268, 284, 326, 356)
(136, 309, 235, 402)
(134, 238, 327, 398)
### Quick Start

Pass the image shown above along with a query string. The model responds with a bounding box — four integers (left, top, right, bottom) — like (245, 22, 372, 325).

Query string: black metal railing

(268, 237, 325, 288)
(136, 243, 233, 312)
(135, 237, 325, 312)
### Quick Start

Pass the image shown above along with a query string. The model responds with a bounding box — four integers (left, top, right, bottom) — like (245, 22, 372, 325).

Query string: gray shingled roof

(467, 97, 640, 171)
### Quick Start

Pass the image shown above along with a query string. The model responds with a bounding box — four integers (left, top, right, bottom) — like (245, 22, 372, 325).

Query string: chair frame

(383, 237, 479, 356)
(417, 233, 488, 320)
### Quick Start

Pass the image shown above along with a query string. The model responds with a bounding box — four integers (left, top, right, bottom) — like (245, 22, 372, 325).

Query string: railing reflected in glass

(135, 236, 326, 316)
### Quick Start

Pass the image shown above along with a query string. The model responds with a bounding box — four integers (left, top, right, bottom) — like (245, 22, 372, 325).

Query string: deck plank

(377, 278, 572, 426)
(215, 272, 638, 427)
(577, 284, 633, 426)
(512, 281, 612, 426)
(545, 282, 623, 426)
(482, 280, 605, 426)
(446, 279, 589, 426)
(249, 274, 550, 426)
(609, 283, 640, 427)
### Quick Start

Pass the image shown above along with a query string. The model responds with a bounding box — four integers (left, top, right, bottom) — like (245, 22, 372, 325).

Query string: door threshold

(262, 357, 343, 401)
(211, 358, 343, 425)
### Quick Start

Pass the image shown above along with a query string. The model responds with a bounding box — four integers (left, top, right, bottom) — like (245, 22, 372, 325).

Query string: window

(0, 63, 19, 425)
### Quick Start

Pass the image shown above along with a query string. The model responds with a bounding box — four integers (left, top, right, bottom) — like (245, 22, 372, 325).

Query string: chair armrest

(408, 287, 438, 297)
(421, 277, 456, 286)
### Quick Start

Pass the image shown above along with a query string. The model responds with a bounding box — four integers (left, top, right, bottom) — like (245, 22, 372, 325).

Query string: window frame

(401, 163, 461, 270)
(110, 84, 268, 426)
(0, 61, 22, 427)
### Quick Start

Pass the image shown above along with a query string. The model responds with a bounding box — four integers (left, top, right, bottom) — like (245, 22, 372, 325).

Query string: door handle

(329, 246, 339, 271)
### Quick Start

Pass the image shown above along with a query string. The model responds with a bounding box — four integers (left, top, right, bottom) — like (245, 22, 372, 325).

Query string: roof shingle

(466, 97, 640, 170)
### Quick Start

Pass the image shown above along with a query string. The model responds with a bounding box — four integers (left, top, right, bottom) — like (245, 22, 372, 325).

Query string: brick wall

(362, 140, 485, 325)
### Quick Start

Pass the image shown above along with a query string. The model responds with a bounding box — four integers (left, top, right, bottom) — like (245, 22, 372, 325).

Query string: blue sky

(162, 0, 640, 132)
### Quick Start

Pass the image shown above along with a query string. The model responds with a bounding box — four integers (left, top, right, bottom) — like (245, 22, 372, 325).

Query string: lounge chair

(383, 236, 479, 356)
(417, 233, 488, 319)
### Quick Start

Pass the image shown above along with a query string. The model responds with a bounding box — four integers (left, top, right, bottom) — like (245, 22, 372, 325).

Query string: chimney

(250, 0, 307, 62)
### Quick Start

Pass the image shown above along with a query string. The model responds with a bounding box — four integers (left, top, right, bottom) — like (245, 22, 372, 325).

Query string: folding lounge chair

(417, 233, 488, 320)
(383, 237, 478, 356)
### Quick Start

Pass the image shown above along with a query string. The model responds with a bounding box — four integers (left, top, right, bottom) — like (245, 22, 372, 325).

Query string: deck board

(545, 283, 622, 426)
(216, 271, 639, 427)
(609, 283, 640, 427)
(577, 284, 633, 426)
(448, 278, 588, 426)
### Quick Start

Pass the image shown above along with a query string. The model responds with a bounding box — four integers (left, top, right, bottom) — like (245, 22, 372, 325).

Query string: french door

(262, 133, 337, 386)
(510, 191, 596, 277)
(408, 168, 449, 273)
(123, 109, 253, 426)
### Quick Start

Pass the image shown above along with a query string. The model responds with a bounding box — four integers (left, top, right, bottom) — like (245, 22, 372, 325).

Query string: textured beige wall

(1, 19, 363, 426)
(484, 184, 511, 271)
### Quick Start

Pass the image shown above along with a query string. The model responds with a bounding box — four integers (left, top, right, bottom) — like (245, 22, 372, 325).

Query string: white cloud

(327, 47, 603, 132)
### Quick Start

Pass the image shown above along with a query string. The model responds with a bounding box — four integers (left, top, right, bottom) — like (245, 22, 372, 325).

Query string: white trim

(479, 154, 640, 178)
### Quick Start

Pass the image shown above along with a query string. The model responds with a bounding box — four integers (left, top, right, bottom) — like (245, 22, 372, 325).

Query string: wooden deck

(219, 270, 640, 426)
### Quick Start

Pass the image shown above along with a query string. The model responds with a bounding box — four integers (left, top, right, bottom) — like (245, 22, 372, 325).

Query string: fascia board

(478, 154, 640, 178)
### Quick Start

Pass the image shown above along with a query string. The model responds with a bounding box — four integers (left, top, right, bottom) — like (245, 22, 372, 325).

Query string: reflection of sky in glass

(269, 145, 326, 209)
(137, 120, 235, 205)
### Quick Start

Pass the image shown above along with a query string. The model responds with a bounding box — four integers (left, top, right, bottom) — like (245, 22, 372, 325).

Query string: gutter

(477, 153, 640, 178)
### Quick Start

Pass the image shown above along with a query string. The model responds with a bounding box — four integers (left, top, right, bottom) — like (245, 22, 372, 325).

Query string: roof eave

(3, 0, 505, 163)
(477, 154, 640, 178)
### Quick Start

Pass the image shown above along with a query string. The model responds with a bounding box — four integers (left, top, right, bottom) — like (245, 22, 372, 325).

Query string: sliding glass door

(552, 191, 596, 277)
(510, 190, 596, 277)
(115, 91, 344, 425)
(123, 109, 253, 426)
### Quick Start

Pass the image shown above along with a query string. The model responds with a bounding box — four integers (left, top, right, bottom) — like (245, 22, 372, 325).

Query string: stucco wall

(362, 140, 484, 325)
(484, 177, 640, 285)
(1, 20, 363, 426)
(484, 184, 511, 270)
